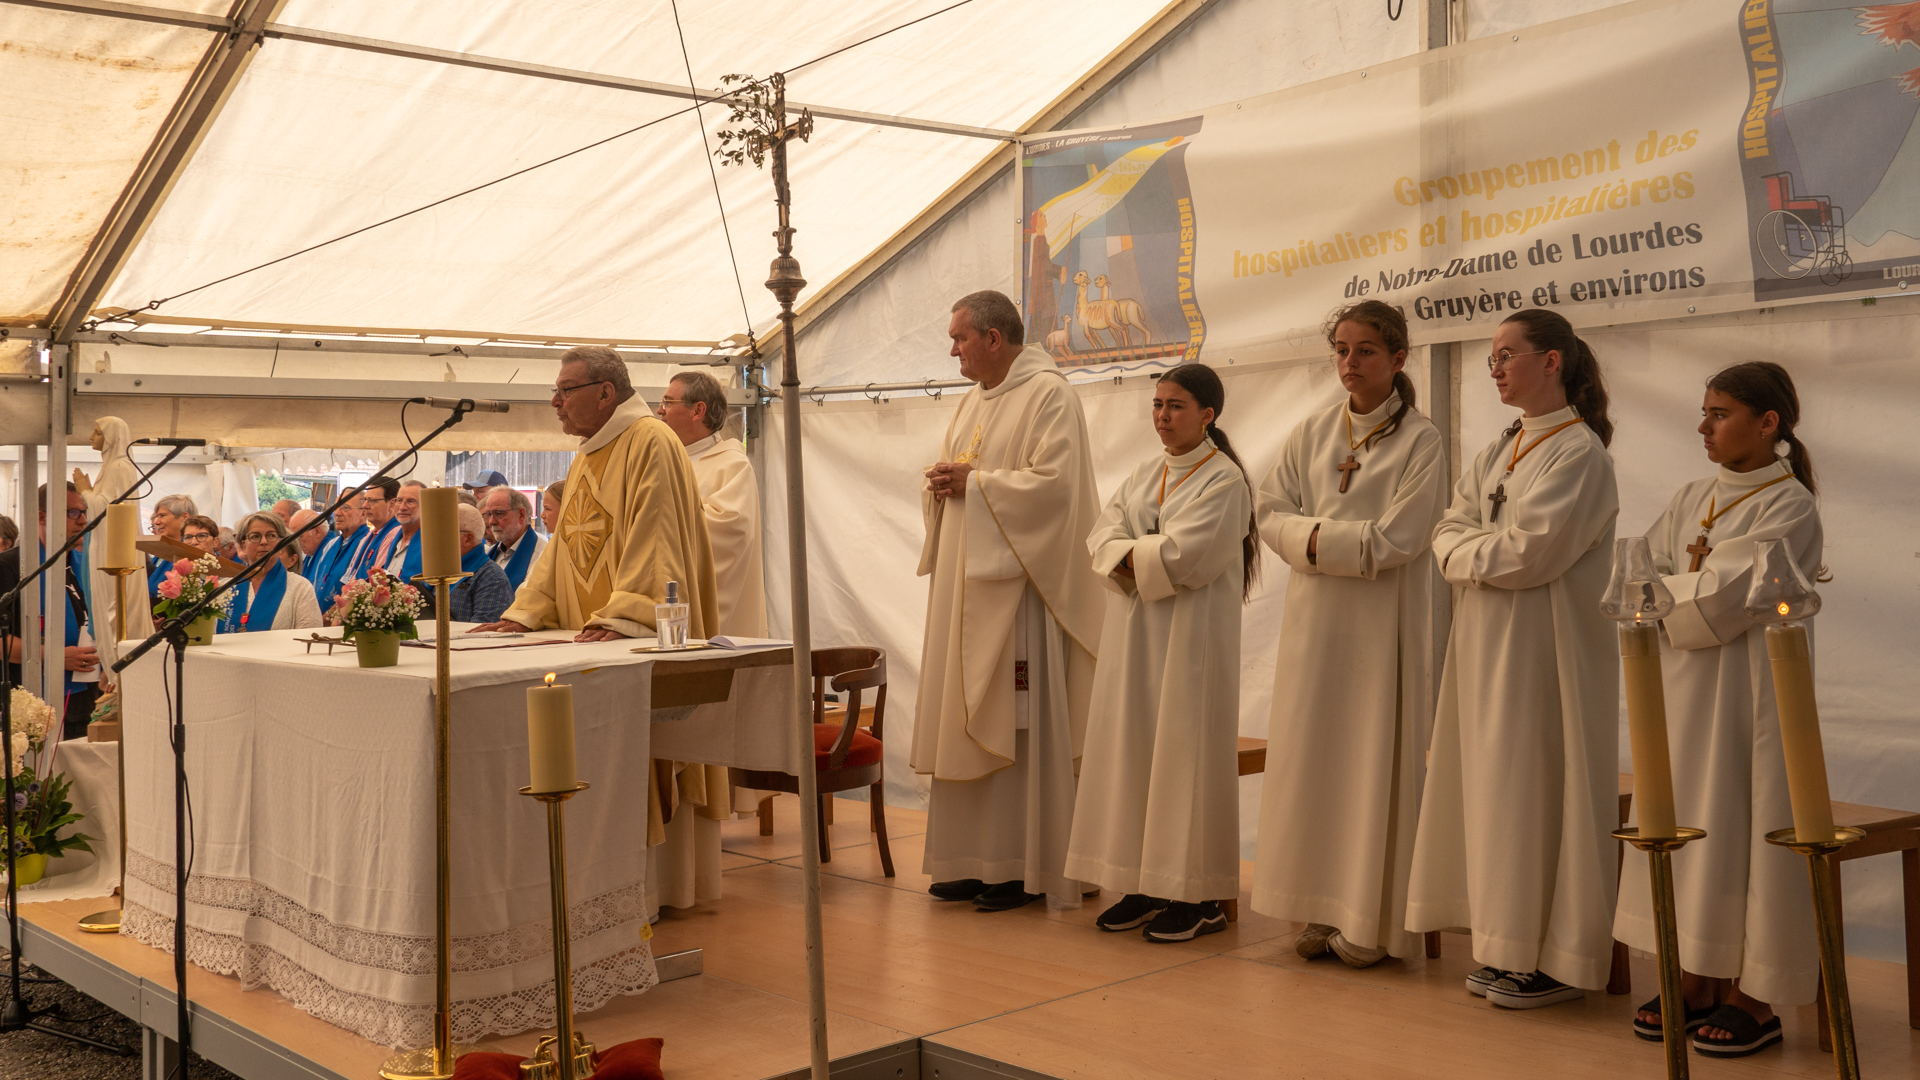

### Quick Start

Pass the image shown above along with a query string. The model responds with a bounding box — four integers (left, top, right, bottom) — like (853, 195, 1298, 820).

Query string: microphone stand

(0, 445, 189, 1054)
(110, 402, 482, 1079)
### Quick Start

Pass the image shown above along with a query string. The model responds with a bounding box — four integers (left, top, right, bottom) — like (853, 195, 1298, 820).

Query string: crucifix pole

(762, 73, 831, 1080)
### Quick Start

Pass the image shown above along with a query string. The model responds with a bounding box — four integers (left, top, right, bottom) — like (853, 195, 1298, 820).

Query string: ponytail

(1158, 363, 1260, 600)
(1501, 309, 1612, 447)
(1706, 360, 1817, 496)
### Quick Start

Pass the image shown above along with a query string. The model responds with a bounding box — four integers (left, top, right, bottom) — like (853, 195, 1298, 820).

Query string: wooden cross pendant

(1686, 534, 1713, 573)
(1337, 454, 1361, 493)
(1487, 483, 1507, 521)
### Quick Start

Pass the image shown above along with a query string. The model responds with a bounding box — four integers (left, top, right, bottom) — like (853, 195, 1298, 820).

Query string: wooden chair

(1812, 799, 1920, 1049)
(730, 647, 894, 877)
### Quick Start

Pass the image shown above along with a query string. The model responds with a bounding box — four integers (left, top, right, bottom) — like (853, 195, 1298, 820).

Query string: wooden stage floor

(20, 795, 1920, 1079)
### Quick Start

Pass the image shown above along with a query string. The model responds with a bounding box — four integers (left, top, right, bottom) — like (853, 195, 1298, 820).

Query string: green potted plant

(7, 689, 95, 886)
(152, 553, 232, 645)
(329, 567, 425, 668)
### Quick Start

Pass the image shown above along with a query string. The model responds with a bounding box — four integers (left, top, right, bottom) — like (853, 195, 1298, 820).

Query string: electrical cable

(669, 0, 757, 349)
(783, 0, 978, 76)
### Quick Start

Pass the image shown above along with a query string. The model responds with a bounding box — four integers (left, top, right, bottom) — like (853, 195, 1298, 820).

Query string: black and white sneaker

(1484, 970, 1585, 1009)
(1094, 894, 1167, 932)
(1464, 966, 1503, 996)
(1142, 901, 1226, 943)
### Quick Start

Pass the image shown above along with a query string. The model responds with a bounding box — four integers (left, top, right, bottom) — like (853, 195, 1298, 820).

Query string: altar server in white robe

(1406, 309, 1620, 1009)
(1067, 363, 1255, 942)
(1252, 302, 1449, 968)
(1615, 362, 1821, 1057)
(914, 290, 1105, 912)
(645, 369, 769, 917)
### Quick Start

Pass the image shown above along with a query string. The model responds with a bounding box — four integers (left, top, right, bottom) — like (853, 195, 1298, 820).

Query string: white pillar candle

(1766, 623, 1835, 843)
(419, 487, 461, 579)
(1619, 624, 1676, 838)
(103, 503, 141, 570)
(527, 673, 576, 793)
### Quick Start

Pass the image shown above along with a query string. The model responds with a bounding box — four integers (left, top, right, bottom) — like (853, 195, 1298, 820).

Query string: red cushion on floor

(813, 723, 883, 770)
(450, 1051, 522, 1080)
(591, 1037, 666, 1079)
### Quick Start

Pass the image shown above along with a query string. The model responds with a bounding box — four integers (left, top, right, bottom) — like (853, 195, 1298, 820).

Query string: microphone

(412, 396, 511, 413)
(133, 437, 207, 446)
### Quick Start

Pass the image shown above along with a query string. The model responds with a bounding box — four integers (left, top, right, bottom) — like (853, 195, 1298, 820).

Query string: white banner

(1022, 0, 1920, 370)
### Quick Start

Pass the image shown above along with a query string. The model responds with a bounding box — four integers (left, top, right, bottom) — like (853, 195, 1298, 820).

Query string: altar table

(118, 625, 792, 1048)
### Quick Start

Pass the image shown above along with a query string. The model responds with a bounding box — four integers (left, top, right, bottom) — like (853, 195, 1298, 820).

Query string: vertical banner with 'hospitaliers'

(1021, 0, 1920, 371)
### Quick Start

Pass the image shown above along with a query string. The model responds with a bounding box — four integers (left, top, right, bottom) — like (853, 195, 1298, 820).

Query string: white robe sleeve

(1660, 487, 1819, 651)
(1434, 438, 1613, 591)
(1255, 430, 1319, 573)
(1134, 469, 1250, 603)
(1086, 470, 1139, 596)
(1311, 428, 1447, 580)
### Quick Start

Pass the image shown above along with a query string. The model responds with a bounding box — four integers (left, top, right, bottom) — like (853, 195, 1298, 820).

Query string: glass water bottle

(655, 580, 690, 650)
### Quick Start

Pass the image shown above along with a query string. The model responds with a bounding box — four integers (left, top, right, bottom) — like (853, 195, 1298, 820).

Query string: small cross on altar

(1337, 455, 1361, 493)
(1686, 534, 1713, 573)
(1487, 483, 1507, 521)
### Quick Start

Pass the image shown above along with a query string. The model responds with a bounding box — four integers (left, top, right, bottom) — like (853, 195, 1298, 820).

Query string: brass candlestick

(79, 566, 140, 935)
(1765, 826, 1864, 1080)
(1613, 827, 1707, 1079)
(516, 781, 594, 1080)
(382, 573, 481, 1080)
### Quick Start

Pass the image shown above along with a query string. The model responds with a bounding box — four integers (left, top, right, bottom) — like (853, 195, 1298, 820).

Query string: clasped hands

(925, 461, 973, 500)
(468, 619, 624, 642)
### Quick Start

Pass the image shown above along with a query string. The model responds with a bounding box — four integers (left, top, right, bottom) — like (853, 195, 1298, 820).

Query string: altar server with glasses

(1405, 309, 1620, 1010)
(1251, 301, 1449, 967)
(1613, 362, 1822, 1057)
(1066, 363, 1255, 942)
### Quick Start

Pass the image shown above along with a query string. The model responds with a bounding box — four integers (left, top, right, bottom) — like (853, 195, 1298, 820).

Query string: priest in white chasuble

(1251, 302, 1448, 968)
(646, 368, 768, 915)
(475, 345, 720, 849)
(1065, 364, 1253, 943)
(1406, 310, 1620, 1010)
(1614, 362, 1821, 1056)
(912, 290, 1105, 912)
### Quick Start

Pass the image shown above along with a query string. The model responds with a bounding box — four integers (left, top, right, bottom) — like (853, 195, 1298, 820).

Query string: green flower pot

(354, 630, 401, 668)
(11, 853, 47, 886)
(184, 614, 218, 646)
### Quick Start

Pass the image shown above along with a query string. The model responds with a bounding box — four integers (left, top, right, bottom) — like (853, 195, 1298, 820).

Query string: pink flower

(372, 587, 391, 606)
(158, 578, 183, 599)
(173, 560, 194, 574)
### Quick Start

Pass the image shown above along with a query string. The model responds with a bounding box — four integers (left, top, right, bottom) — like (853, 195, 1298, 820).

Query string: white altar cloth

(117, 625, 791, 1048)
(14, 739, 120, 903)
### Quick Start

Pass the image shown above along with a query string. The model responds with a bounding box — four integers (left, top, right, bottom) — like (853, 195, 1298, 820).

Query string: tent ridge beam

(5, 0, 229, 30)
(258, 24, 1019, 142)
(74, 330, 745, 362)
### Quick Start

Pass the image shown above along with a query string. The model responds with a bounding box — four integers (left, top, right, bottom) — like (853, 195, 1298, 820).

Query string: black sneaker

(1485, 970, 1584, 1009)
(1464, 966, 1502, 996)
(1094, 894, 1167, 932)
(972, 880, 1041, 912)
(1142, 901, 1226, 942)
(928, 879, 987, 902)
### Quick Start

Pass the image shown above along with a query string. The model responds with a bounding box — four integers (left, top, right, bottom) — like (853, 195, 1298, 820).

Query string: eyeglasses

(240, 531, 277, 544)
(479, 508, 514, 519)
(393, 498, 420, 509)
(64, 509, 88, 521)
(550, 380, 609, 400)
(182, 531, 215, 542)
(1486, 349, 1547, 371)
(658, 396, 684, 408)
(363, 497, 388, 505)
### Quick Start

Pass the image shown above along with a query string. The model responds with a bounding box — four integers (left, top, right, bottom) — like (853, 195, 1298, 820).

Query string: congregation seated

(217, 511, 322, 632)
(0, 514, 16, 554)
(180, 515, 221, 556)
(449, 503, 512, 624)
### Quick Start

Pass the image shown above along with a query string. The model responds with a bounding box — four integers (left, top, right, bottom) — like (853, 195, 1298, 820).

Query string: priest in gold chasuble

(478, 345, 721, 847)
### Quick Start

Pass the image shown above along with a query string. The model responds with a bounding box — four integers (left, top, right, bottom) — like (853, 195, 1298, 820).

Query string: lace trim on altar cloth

(125, 849, 648, 975)
(121, 901, 658, 1047)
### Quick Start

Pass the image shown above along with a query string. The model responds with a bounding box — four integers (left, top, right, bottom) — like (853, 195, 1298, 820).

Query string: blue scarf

(350, 517, 400, 580)
(219, 560, 287, 634)
(397, 528, 423, 585)
(43, 546, 88, 692)
(314, 524, 367, 604)
(487, 532, 539, 589)
(461, 543, 490, 574)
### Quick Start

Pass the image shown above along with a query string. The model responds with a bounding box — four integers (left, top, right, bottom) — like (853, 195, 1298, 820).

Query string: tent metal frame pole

(2, 0, 1018, 143)
(42, 346, 68, 710)
(16, 445, 41, 696)
(44, 0, 292, 346)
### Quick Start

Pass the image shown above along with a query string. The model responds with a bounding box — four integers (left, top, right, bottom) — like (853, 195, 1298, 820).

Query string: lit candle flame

(544, 672, 557, 687)
(1777, 602, 1789, 617)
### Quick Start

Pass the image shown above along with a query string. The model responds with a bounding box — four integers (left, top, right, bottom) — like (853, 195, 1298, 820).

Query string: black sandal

(1630, 995, 1716, 1040)
(1691, 1003, 1783, 1057)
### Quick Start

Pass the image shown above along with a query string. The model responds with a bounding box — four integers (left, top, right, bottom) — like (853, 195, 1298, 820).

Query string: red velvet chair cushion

(450, 1051, 521, 1080)
(813, 723, 883, 770)
(592, 1037, 666, 1079)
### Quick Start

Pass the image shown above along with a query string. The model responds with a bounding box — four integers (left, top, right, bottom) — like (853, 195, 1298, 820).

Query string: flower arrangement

(153, 553, 232, 624)
(6, 688, 94, 862)
(330, 567, 425, 640)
